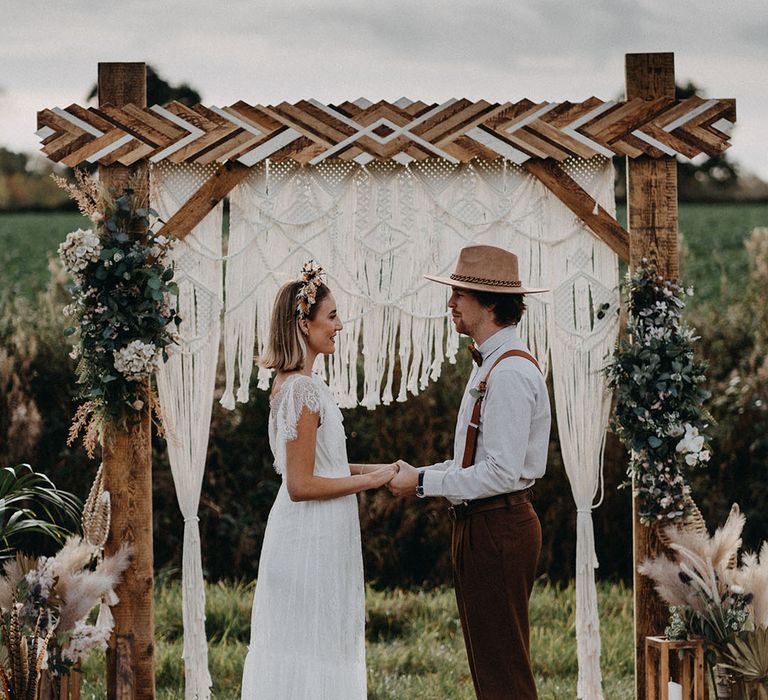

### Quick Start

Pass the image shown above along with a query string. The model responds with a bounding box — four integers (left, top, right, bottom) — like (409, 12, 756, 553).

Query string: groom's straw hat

(424, 245, 549, 294)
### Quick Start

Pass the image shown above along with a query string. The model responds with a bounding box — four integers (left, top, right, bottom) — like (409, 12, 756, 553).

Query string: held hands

(366, 463, 400, 489)
(388, 460, 419, 497)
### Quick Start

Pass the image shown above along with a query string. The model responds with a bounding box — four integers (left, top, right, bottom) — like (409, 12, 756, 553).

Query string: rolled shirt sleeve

(421, 359, 549, 502)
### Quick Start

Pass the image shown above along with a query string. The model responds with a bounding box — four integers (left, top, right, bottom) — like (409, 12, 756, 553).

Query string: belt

(448, 488, 532, 521)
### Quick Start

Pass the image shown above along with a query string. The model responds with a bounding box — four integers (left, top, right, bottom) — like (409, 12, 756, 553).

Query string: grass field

(2, 204, 765, 697)
(1, 203, 767, 304)
(74, 579, 634, 700)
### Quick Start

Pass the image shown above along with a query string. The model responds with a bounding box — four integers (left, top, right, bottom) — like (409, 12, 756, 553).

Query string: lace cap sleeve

(275, 375, 324, 444)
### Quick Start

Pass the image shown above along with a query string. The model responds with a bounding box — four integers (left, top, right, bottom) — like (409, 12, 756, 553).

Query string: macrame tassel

(152, 162, 223, 700)
(544, 159, 619, 700)
(223, 166, 266, 407)
(576, 510, 604, 700)
(95, 599, 115, 632)
(182, 518, 212, 698)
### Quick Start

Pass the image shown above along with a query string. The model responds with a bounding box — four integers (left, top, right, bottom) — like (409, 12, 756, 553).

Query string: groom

(389, 244, 551, 700)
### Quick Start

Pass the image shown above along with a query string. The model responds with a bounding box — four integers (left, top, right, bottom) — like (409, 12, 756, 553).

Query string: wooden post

(98, 62, 155, 700)
(626, 52, 679, 700)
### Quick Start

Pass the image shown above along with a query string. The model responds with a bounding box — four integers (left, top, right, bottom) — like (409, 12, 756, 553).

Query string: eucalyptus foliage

(57, 175, 180, 446)
(606, 261, 711, 523)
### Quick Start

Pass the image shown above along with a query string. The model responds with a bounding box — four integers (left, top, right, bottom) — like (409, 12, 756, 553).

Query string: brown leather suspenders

(461, 350, 542, 469)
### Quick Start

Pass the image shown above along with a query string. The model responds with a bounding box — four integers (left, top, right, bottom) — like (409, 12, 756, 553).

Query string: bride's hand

(365, 463, 399, 489)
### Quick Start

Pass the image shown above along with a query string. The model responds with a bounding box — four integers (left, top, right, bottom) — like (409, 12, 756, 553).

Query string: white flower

(113, 252, 124, 262)
(62, 620, 112, 664)
(676, 424, 704, 455)
(149, 234, 172, 259)
(113, 340, 161, 382)
(24, 557, 56, 601)
(699, 449, 711, 462)
(58, 228, 102, 277)
(668, 424, 685, 437)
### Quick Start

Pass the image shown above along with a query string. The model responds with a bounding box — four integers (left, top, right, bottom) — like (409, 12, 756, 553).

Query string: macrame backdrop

(544, 163, 619, 700)
(152, 162, 223, 700)
(152, 156, 618, 700)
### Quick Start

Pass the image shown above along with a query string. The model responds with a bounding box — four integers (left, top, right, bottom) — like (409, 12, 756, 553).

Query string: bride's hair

(259, 279, 330, 371)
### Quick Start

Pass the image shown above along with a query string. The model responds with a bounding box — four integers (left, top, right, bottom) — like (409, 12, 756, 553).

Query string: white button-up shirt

(421, 324, 551, 503)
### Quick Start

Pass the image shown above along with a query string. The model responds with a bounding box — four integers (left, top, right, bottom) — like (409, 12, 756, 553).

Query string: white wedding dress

(241, 374, 367, 699)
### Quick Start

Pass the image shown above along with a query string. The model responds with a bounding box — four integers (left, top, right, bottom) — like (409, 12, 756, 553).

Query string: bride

(241, 262, 398, 699)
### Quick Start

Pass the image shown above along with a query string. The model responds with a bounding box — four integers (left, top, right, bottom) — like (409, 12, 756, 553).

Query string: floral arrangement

(1, 463, 123, 692)
(640, 505, 768, 694)
(0, 537, 130, 680)
(295, 260, 326, 319)
(605, 261, 711, 523)
(54, 170, 180, 454)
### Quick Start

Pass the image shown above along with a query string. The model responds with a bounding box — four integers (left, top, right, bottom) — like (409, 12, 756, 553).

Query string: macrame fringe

(151, 162, 222, 700)
(150, 156, 619, 699)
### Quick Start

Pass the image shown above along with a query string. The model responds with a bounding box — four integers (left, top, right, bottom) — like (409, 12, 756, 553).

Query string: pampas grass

(52, 537, 131, 633)
(0, 555, 36, 611)
(734, 542, 768, 628)
(639, 503, 745, 612)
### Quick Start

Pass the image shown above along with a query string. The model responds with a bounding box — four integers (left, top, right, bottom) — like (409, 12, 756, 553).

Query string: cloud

(1, 0, 766, 178)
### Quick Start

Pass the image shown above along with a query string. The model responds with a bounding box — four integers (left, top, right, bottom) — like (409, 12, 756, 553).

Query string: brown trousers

(451, 501, 542, 700)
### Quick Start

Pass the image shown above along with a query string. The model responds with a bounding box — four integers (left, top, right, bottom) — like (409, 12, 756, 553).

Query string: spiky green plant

(0, 465, 81, 560)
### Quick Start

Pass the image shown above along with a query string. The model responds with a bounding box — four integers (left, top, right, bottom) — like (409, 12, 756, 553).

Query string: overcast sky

(2, 0, 766, 179)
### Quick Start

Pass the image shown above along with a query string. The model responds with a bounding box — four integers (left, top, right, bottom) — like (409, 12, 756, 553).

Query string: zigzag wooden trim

(36, 96, 736, 167)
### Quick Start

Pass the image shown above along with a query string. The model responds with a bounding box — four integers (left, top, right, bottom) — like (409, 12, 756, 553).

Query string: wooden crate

(646, 636, 706, 700)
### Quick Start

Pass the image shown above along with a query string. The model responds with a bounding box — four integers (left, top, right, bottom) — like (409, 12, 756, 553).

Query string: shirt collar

(475, 324, 520, 361)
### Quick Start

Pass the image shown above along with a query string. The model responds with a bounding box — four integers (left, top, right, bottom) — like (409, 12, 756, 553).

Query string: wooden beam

(37, 96, 736, 168)
(98, 62, 156, 700)
(626, 51, 679, 700)
(156, 161, 252, 241)
(524, 159, 630, 261)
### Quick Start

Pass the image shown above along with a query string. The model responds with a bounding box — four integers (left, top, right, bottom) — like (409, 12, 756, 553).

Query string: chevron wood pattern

(36, 96, 735, 168)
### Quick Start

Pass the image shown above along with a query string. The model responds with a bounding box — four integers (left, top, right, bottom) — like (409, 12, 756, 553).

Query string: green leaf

(648, 436, 663, 448)
(147, 276, 162, 290)
(63, 326, 76, 336)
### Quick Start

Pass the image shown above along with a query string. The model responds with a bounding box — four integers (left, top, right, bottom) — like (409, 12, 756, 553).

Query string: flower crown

(296, 260, 326, 319)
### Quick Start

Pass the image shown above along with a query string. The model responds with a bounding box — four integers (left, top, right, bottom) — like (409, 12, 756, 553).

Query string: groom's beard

(452, 316, 470, 337)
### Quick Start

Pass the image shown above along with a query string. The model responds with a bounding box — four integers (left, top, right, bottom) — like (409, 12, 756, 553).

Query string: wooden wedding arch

(36, 53, 735, 699)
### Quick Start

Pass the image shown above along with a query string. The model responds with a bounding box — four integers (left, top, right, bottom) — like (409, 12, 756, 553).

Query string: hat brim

(424, 274, 549, 294)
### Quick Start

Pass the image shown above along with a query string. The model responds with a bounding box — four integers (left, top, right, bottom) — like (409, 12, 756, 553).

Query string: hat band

(450, 273, 522, 288)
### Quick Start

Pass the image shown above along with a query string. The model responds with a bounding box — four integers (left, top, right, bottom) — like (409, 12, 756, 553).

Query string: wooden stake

(626, 52, 679, 700)
(98, 62, 156, 700)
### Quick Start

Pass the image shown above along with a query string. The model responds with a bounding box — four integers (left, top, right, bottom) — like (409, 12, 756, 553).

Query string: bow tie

(468, 343, 483, 366)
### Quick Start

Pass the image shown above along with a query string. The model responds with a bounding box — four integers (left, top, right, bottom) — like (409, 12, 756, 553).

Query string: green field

(73, 579, 634, 700)
(1, 204, 767, 304)
(2, 204, 766, 698)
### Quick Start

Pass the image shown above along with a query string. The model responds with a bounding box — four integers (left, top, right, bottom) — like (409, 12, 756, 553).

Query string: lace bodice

(268, 374, 348, 477)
